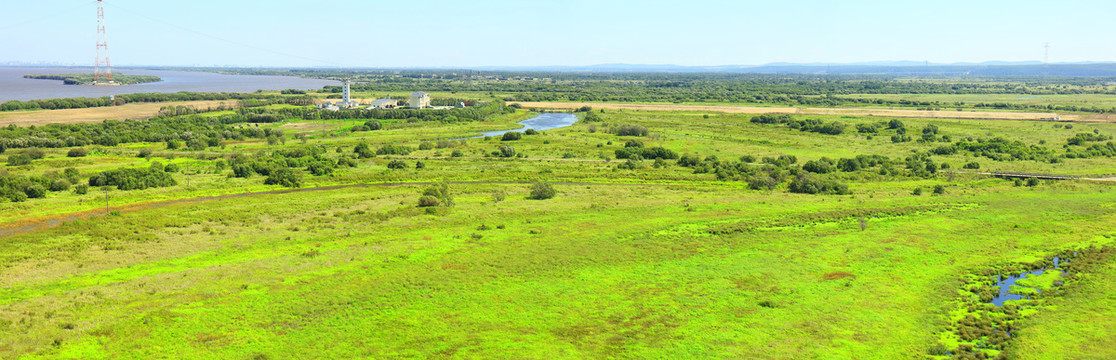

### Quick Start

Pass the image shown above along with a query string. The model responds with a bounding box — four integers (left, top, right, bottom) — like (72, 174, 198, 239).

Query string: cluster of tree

(88, 163, 177, 190)
(418, 182, 455, 207)
(1067, 132, 1113, 146)
(954, 137, 1057, 162)
(0, 167, 83, 202)
(0, 91, 276, 112)
(613, 140, 679, 160)
(231, 146, 356, 187)
(0, 115, 276, 153)
(275, 100, 508, 123)
(750, 115, 846, 135)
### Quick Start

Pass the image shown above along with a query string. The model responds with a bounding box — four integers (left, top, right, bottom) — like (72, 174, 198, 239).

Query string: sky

(1, 0, 1113, 68)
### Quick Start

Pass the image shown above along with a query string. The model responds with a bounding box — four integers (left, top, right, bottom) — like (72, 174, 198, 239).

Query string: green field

(1, 93, 1114, 359)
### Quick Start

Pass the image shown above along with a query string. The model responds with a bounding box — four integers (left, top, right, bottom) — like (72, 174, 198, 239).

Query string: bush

(166, 139, 181, 150)
(615, 124, 649, 137)
(932, 185, 946, 195)
(24, 184, 47, 198)
(802, 158, 835, 174)
(387, 160, 408, 169)
(74, 184, 89, 195)
(422, 182, 454, 207)
(417, 195, 440, 207)
(788, 174, 851, 195)
(496, 145, 516, 158)
(1026, 177, 1040, 187)
(23, 148, 46, 160)
(492, 189, 507, 202)
(616, 159, 644, 170)
(264, 167, 302, 188)
(625, 140, 644, 148)
(364, 120, 382, 130)
(137, 148, 153, 158)
(529, 182, 557, 200)
(7, 154, 31, 166)
(67, 148, 88, 157)
(376, 145, 413, 156)
(501, 132, 522, 141)
(451, 149, 464, 157)
(912, 187, 923, 195)
(419, 142, 435, 150)
(164, 163, 180, 173)
(963, 162, 980, 169)
(746, 174, 779, 190)
(415, 161, 426, 169)
(524, 129, 539, 135)
(49, 179, 71, 192)
(88, 167, 178, 190)
(354, 143, 375, 158)
(232, 164, 255, 178)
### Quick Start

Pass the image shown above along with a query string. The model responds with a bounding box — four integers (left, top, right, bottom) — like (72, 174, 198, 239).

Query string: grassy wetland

(1, 72, 1115, 359)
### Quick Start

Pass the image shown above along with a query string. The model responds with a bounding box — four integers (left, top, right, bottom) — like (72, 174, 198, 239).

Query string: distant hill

(472, 62, 1116, 76)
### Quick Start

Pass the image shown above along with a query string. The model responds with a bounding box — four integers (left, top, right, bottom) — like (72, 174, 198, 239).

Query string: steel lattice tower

(94, 0, 113, 84)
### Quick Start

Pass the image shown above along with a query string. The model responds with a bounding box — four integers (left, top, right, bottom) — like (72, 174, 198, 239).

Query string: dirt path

(511, 101, 1091, 122)
(0, 180, 671, 239)
(0, 100, 238, 126)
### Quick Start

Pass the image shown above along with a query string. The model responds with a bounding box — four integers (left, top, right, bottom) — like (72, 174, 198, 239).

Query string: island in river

(23, 73, 162, 86)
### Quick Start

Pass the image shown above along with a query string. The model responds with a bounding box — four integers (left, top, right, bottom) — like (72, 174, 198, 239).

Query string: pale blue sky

(1, 0, 1112, 68)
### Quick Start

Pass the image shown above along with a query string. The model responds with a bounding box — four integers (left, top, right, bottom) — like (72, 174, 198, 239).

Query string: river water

(478, 113, 580, 137)
(0, 67, 340, 102)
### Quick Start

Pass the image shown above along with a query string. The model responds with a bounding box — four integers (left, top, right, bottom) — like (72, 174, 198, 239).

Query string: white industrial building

(368, 95, 399, 109)
(409, 91, 431, 109)
(337, 81, 360, 108)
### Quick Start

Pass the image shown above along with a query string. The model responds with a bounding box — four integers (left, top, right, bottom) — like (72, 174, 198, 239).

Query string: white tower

(343, 81, 352, 104)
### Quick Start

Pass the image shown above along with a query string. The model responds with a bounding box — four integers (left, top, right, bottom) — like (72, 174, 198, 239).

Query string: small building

(409, 91, 431, 109)
(368, 95, 398, 110)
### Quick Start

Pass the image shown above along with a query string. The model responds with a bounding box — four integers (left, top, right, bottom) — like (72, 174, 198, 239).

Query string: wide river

(0, 67, 340, 102)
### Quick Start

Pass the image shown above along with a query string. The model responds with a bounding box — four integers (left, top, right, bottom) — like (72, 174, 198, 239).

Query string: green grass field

(1, 101, 1114, 359)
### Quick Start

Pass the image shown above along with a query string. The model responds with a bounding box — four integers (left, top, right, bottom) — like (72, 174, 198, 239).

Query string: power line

(0, 2, 93, 31)
(103, 2, 344, 67)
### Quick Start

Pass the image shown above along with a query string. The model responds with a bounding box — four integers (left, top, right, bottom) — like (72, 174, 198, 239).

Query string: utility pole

(186, 160, 190, 187)
(103, 186, 110, 214)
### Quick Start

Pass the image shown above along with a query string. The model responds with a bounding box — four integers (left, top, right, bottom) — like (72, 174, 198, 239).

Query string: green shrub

(524, 129, 539, 135)
(49, 179, 71, 192)
(615, 124, 648, 136)
(264, 167, 302, 188)
(74, 184, 89, 195)
(364, 120, 382, 130)
(415, 161, 426, 169)
(501, 132, 522, 141)
(417, 195, 440, 207)
(746, 175, 779, 190)
(164, 163, 180, 173)
(7, 154, 31, 166)
(496, 145, 516, 158)
(24, 184, 47, 199)
(529, 182, 557, 200)
(68, 148, 88, 157)
(419, 142, 435, 150)
(387, 160, 408, 169)
(377, 145, 414, 156)
(788, 174, 851, 195)
(1026, 177, 1040, 187)
(451, 149, 464, 158)
(963, 162, 980, 169)
(354, 143, 375, 158)
(932, 185, 946, 195)
(912, 187, 923, 195)
(88, 167, 177, 190)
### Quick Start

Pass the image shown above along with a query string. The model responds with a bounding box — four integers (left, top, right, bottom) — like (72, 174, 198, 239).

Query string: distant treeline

(211, 70, 1116, 113)
(24, 73, 162, 86)
(267, 100, 509, 122)
(0, 92, 280, 112)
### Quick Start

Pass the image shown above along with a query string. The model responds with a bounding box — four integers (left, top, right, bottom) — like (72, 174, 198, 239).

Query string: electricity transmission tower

(94, 0, 113, 84)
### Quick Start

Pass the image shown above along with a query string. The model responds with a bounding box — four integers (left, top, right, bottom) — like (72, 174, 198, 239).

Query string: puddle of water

(988, 256, 1062, 307)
